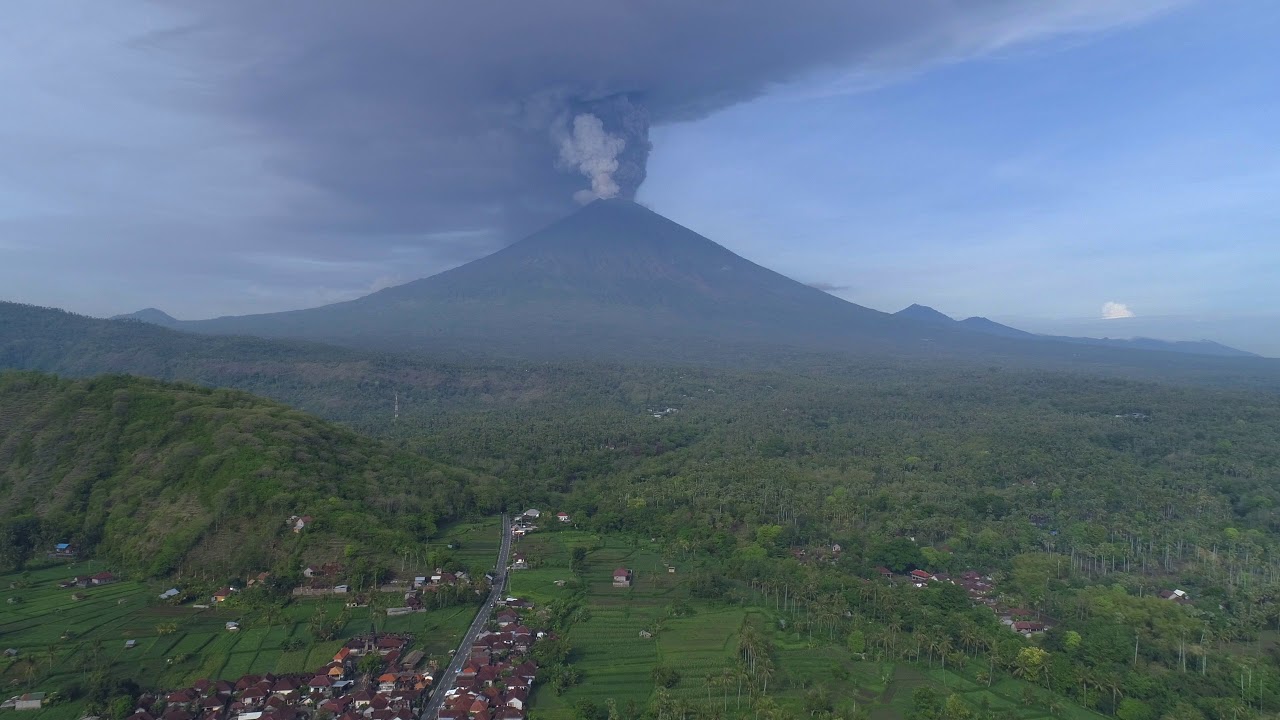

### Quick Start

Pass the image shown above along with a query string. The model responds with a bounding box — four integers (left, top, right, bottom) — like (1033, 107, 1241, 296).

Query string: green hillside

(0, 371, 496, 577)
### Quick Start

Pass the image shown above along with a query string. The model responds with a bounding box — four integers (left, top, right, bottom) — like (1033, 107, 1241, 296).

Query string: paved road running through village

(420, 514, 512, 720)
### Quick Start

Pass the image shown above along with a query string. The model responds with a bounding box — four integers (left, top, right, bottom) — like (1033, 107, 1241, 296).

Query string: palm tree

(1098, 671, 1124, 712)
(758, 656, 776, 696)
(936, 635, 954, 673)
(720, 666, 736, 712)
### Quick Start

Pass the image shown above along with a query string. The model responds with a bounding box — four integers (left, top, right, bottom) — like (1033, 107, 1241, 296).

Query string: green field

(507, 530, 1107, 720)
(0, 519, 505, 718)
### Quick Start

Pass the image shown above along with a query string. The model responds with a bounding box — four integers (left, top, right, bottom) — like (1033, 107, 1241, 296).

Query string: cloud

(808, 281, 852, 293)
(1102, 301, 1137, 319)
(0, 1, 1185, 316)
(156, 1, 1180, 243)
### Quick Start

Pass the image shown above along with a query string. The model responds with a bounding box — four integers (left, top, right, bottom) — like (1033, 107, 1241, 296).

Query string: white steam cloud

(1101, 301, 1136, 320)
(556, 113, 627, 204)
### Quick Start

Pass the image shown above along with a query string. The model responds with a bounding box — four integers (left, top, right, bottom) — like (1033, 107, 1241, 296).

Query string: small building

(875, 566, 893, 578)
(333, 584, 350, 594)
(521, 509, 540, 520)
(666, 566, 676, 574)
(159, 588, 181, 600)
(512, 554, 528, 570)
(125, 640, 138, 649)
(90, 571, 116, 585)
(15, 693, 46, 711)
(556, 512, 570, 523)
(1013, 621, 1046, 635)
(612, 568, 633, 588)
(212, 588, 235, 603)
(226, 622, 240, 631)
(1159, 589, 1191, 604)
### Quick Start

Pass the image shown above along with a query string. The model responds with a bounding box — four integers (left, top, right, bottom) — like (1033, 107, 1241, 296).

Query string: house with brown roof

(612, 568, 633, 587)
(1013, 621, 1047, 635)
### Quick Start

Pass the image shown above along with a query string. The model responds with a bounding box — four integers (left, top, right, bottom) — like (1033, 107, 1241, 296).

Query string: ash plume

(158, 1, 1180, 249)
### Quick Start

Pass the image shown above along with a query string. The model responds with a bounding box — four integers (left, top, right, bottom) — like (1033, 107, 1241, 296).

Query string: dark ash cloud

(164, 1, 1177, 244)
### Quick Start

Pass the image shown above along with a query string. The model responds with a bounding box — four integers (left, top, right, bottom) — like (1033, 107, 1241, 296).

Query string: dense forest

(0, 371, 497, 577)
(385, 364, 1280, 719)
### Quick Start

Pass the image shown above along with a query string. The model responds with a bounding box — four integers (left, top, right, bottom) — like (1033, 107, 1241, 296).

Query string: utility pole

(394, 391, 399, 422)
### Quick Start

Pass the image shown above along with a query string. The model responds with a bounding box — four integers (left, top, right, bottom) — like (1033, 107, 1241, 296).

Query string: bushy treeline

(0, 371, 497, 577)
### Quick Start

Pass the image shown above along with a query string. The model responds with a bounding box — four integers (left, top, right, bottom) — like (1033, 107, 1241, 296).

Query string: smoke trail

(556, 114, 625, 203)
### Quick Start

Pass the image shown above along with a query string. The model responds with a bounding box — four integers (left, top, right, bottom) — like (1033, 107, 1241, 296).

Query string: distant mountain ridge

(891, 304, 1258, 358)
(119, 199, 1254, 364)
(111, 307, 180, 327)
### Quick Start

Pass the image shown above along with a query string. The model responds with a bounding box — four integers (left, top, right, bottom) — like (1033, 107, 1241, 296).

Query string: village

(14, 591, 556, 720)
(4, 518, 1201, 719)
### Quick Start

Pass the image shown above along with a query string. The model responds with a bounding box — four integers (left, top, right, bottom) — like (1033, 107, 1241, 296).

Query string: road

(420, 514, 512, 720)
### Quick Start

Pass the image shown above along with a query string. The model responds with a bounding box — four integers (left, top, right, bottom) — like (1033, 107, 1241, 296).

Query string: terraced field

(0, 558, 486, 713)
(504, 530, 1111, 720)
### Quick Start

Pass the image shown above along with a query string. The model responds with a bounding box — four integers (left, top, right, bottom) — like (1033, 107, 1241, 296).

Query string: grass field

(0, 519, 507, 717)
(505, 528, 1107, 720)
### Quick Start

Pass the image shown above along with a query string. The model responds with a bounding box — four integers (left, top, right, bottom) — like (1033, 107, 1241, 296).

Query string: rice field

(0, 554, 489, 714)
(502, 530, 1109, 720)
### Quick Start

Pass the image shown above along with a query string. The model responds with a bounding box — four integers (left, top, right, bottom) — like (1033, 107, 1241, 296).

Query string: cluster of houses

(511, 509, 570, 539)
(292, 564, 351, 597)
(999, 608, 1049, 636)
(436, 598, 544, 720)
(788, 544, 844, 565)
(875, 567, 1052, 636)
(387, 571, 482, 616)
(121, 634, 432, 720)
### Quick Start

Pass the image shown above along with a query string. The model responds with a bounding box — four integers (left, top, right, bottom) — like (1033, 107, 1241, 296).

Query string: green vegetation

(506, 528, 1109, 720)
(8, 299, 1280, 719)
(0, 565, 480, 711)
(0, 371, 496, 577)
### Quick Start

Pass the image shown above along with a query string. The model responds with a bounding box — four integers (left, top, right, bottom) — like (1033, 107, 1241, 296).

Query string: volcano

(155, 199, 1259, 365)
(173, 199, 955, 360)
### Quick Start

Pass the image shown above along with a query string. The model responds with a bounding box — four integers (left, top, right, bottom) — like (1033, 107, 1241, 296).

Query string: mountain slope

(169, 200, 1262, 365)
(0, 370, 494, 576)
(175, 200, 933, 359)
(959, 316, 1037, 339)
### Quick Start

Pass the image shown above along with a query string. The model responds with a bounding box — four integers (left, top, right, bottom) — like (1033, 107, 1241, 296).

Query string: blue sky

(1, 1, 1276, 353)
(642, 1, 1279, 351)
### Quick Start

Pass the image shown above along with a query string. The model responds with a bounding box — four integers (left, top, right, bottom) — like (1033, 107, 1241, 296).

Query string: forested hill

(0, 371, 497, 577)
